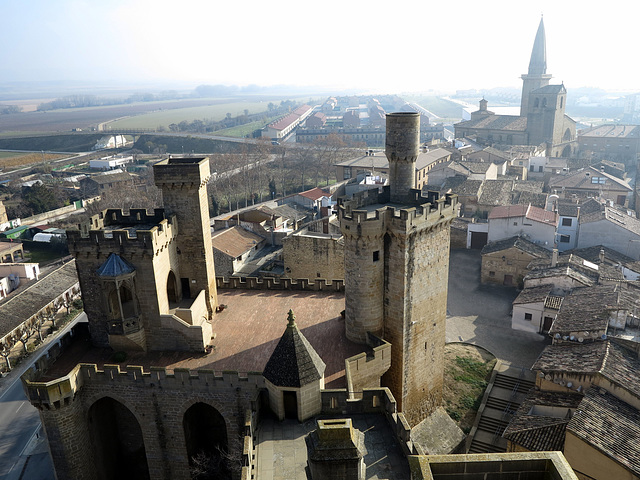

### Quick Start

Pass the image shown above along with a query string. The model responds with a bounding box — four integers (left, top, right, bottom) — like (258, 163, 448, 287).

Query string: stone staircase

(467, 364, 536, 454)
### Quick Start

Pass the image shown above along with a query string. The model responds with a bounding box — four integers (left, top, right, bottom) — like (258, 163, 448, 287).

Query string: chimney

(551, 248, 558, 267)
(599, 248, 605, 263)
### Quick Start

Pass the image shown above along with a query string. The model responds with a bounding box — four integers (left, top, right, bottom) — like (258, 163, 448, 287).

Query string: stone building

(22, 116, 466, 479)
(340, 112, 458, 426)
(454, 18, 577, 158)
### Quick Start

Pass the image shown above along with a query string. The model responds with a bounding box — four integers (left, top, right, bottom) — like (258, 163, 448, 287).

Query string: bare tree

(0, 340, 13, 371)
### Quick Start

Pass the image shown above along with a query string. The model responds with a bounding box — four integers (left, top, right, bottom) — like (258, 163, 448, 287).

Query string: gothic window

(534, 98, 540, 108)
(560, 97, 564, 108)
(542, 98, 547, 108)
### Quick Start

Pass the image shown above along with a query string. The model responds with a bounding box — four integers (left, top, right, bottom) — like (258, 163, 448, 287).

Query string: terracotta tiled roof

(298, 187, 330, 201)
(211, 226, 265, 258)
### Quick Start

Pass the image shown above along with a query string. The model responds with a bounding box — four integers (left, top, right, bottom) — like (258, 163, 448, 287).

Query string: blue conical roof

(97, 253, 136, 277)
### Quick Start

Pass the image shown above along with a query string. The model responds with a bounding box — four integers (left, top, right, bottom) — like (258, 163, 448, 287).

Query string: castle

(455, 17, 577, 158)
(22, 114, 460, 479)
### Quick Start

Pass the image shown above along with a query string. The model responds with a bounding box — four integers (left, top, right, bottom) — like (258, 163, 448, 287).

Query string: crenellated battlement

(339, 190, 458, 238)
(23, 362, 265, 410)
(68, 213, 178, 256)
(216, 276, 344, 292)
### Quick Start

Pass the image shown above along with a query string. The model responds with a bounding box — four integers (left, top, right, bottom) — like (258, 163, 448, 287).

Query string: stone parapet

(216, 276, 344, 292)
(345, 333, 392, 398)
(23, 362, 265, 410)
(68, 215, 178, 257)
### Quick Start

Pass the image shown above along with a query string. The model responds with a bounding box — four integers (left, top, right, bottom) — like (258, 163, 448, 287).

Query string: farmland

(107, 101, 272, 130)
(0, 97, 281, 136)
(0, 151, 68, 170)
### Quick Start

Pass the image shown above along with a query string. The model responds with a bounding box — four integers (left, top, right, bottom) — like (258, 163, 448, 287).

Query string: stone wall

(345, 333, 391, 398)
(481, 247, 536, 286)
(282, 232, 344, 281)
(24, 362, 264, 480)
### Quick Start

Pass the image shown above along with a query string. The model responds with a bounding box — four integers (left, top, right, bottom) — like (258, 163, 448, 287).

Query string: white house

(488, 204, 558, 248)
(512, 284, 563, 334)
(90, 155, 133, 170)
(578, 204, 640, 260)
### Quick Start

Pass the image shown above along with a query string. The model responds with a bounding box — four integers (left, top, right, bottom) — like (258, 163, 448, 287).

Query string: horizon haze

(1, 0, 639, 96)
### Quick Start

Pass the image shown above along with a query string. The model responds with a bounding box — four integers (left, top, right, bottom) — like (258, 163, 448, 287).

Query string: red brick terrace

(43, 290, 365, 388)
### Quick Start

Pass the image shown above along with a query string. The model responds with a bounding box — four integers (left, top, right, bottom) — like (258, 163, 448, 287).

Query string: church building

(455, 17, 577, 158)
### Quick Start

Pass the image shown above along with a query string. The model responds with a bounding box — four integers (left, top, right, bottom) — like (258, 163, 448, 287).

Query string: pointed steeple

(263, 309, 326, 388)
(528, 16, 547, 76)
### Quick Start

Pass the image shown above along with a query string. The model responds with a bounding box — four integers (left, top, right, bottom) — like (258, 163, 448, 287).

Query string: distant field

(214, 116, 281, 138)
(107, 102, 271, 130)
(0, 152, 67, 169)
(406, 96, 463, 119)
(0, 97, 274, 135)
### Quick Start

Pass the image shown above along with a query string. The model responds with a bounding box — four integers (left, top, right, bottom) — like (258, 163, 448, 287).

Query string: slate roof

(456, 114, 528, 132)
(458, 161, 492, 174)
(478, 180, 515, 206)
(524, 265, 595, 288)
(263, 310, 326, 388)
(211, 226, 265, 258)
(567, 388, 640, 477)
(549, 285, 627, 334)
(534, 341, 640, 399)
(481, 235, 552, 258)
(556, 200, 579, 217)
(580, 124, 640, 139)
(503, 390, 582, 451)
(442, 178, 483, 197)
(549, 167, 632, 192)
(87, 172, 133, 185)
(513, 284, 553, 305)
(512, 191, 547, 209)
(0, 261, 78, 337)
(96, 253, 136, 277)
(532, 84, 566, 94)
(570, 245, 640, 273)
(580, 205, 640, 235)
(415, 148, 451, 170)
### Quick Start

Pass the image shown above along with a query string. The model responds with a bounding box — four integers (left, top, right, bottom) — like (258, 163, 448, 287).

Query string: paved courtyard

(446, 248, 549, 369)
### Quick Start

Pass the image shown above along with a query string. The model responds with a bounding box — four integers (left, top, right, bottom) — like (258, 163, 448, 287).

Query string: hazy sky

(1, 0, 637, 94)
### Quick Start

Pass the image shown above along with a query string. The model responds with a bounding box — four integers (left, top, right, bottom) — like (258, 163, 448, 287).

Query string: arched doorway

(167, 270, 178, 304)
(88, 397, 150, 480)
(183, 402, 230, 479)
(561, 145, 572, 158)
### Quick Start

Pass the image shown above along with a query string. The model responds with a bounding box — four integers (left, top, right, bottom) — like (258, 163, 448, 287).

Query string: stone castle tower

(68, 156, 216, 352)
(339, 112, 458, 426)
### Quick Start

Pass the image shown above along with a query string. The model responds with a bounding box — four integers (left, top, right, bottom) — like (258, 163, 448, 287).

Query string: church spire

(528, 16, 547, 76)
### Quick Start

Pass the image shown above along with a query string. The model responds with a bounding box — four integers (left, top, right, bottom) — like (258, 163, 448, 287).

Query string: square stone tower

(153, 157, 218, 312)
(67, 156, 216, 352)
(339, 113, 458, 426)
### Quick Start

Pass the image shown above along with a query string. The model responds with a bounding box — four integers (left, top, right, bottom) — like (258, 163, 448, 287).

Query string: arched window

(183, 403, 229, 479)
(534, 98, 540, 108)
(542, 98, 547, 108)
(88, 397, 150, 480)
(560, 97, 564, 108)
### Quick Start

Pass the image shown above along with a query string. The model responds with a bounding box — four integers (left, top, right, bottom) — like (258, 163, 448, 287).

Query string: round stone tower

(386, 112, 420, 203)
(342, 213, 386, 344)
